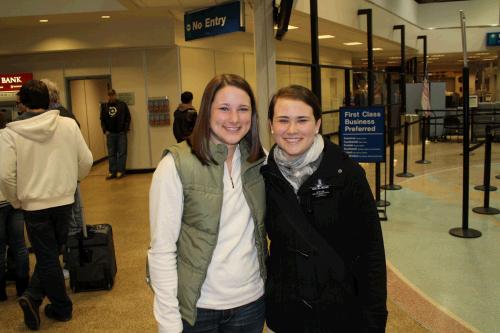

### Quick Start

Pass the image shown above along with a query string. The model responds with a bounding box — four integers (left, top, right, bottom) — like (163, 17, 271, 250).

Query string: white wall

(0, 47, 180, 170)
(418, 0, 499, 28)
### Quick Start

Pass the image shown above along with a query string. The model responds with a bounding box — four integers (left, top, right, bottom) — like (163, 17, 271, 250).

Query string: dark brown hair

(268, 85, 322, 121)
(189, 74, 264, 165)
(19, 80, 50, 110)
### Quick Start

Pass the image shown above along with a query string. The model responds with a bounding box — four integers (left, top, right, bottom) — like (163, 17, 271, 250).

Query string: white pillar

(253, 0, 276, 150)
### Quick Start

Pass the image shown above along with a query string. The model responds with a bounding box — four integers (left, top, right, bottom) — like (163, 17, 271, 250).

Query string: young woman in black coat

(261, 85, 388, 333)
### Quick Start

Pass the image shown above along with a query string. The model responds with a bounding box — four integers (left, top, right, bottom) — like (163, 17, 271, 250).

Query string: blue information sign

(339, 106, 385, 163)
(184, 1, 244, 41)
(486, 32, 500, 46)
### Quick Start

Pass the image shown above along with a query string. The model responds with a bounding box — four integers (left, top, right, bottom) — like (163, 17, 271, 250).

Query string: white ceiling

(0, 0, 495, 71)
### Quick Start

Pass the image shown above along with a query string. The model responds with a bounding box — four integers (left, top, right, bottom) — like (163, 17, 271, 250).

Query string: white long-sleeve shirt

(148, 146, 264, 333)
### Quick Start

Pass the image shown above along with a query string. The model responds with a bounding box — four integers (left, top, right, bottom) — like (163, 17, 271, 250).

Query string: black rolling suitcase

(65, 189, 117, 292)
(66, 224, 117, 292)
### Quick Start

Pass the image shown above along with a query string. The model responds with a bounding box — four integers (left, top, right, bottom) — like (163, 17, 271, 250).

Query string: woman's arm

(353, 165, 388, 331)
(148, 154, 184, 333)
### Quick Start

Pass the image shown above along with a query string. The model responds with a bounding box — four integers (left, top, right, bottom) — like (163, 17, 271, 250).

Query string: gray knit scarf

(273, 134, 324, 193)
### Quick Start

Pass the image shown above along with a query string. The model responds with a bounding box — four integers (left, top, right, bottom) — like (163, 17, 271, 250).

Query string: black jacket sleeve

(123, 102, 131, 131)
(352, 165, 388, 332)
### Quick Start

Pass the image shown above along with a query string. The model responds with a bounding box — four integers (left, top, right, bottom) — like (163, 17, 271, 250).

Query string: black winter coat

(261, 138, 388, 333)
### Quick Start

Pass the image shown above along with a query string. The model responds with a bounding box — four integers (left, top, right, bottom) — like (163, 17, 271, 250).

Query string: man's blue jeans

(106, 132, 127, 174)
(0, 205, 29, 280)
(182, 296, 265, 333)
(24, 205, 73, 317)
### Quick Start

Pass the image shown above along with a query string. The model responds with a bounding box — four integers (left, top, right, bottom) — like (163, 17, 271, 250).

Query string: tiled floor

(378, 141, 499, 333)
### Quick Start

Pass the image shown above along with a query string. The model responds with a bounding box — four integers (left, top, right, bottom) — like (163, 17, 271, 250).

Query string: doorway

(67, 76, 111, 162)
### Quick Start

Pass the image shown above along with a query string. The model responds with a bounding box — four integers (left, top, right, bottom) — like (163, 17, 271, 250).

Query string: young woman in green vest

(148, 74, 267, 333)
(261, 85, 388, 332)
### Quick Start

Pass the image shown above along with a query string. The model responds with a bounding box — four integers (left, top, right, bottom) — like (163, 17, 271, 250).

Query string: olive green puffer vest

(166, 141, 267, 326)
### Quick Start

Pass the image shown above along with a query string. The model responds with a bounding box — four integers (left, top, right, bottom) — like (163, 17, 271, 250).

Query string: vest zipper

(229, 174, 234, 188)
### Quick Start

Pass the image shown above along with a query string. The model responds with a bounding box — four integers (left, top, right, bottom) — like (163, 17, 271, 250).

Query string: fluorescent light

(389, 56, 401, 59)
(475, 52, 490, 56)
(39, 19, 48, 23)
(428, 27, 435, 30)
(101, 15, 111, 19)
(343, 42, 363, 46)
(372, 47, 383, 51)
(318, 34, 335, 39)
(482, 58, 495, 61)
(430, 54, 444, 58)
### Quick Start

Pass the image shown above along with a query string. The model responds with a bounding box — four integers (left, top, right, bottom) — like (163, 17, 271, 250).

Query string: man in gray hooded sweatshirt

(0, 80, 93, 331)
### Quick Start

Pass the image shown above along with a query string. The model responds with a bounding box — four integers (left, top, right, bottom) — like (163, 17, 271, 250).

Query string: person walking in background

(173, 91, 197, 143)
(0, 115, 30, 302)
(100, 89, 131, 180)
(261, 85, 387, 333)
(0, 80, 93, 330)
(148, 74, 267, 333)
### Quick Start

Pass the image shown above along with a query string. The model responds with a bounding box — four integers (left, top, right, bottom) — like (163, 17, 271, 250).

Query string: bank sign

(0, 73, 33, 92)
(339, 106, 385, 163)
(184, 1, 244, 41)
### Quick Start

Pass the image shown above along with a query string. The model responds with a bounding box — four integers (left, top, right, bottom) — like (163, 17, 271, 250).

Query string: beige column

(252, 0, 276, 150)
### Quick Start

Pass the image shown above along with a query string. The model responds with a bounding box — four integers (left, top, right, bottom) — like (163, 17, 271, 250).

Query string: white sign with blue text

(340, 106, 385, 163)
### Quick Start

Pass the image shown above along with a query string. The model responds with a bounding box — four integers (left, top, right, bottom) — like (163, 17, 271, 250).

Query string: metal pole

(416, 115, 431, 164)
(344, 69, 351, 106)
(450, 11, 481, 238)
(397, 120, 414, 177)
(382, 71, 401, 190)
(358, 9, 388, 207)
(310, 0, 322, 132)
(473, 127, 500, 215)
(417, 35, 427, 82)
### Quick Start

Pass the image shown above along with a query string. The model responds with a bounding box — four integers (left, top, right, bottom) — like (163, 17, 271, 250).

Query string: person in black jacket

(173, 91, 197, 143)
(261, 85, 387, 333)
(100, 89, 131, 179)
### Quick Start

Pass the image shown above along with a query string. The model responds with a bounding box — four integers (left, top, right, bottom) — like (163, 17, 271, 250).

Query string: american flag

(421, 77, 431, 116)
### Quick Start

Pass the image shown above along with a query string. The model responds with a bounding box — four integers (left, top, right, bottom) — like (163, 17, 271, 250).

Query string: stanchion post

(473, 127, 500, 215)
(416, 115, 431, 164)
(450, 11, 481, 238)
(382, 126, 402, 190)
(397, 120, 414, 177)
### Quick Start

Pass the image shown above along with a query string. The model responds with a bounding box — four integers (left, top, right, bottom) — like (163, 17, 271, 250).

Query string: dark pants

(24, 205, 73, 317)
(183, 296, 265, 333)
(106, 132, 127, 174)
(0, 205, 29, 280)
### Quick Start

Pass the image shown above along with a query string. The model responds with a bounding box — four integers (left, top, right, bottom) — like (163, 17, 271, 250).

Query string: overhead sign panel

(184, 1, 244, 41)
(340, 106, 385, 163)
(486, 32, 500, 46)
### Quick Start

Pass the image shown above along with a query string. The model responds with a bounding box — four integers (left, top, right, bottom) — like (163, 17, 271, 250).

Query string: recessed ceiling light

(360, 58, 368, 61)
(343, 42, 363, 46)
(389, 56, 401, 59)
(318, 34, 335, 39)
(482, 58, 495, 61)
(273, 25, 299, 30)
(373, 48, 383, 51)
(430, 54, 444, 58)
(101, 15, 111, 19)
(428, 27, 435, 30)
(475, 52, 490, 56)
(490, 24, 498, 27)
(387, 61, 398, 64)
(39, 19, 48, 23)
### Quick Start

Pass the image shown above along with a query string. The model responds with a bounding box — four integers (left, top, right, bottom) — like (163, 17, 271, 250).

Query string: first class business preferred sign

(184, 1, 244, 41)
(340, 106, 385, 163)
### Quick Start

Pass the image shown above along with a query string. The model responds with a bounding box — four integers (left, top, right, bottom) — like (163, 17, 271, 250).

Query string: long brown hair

(189, 74, 264, 165)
